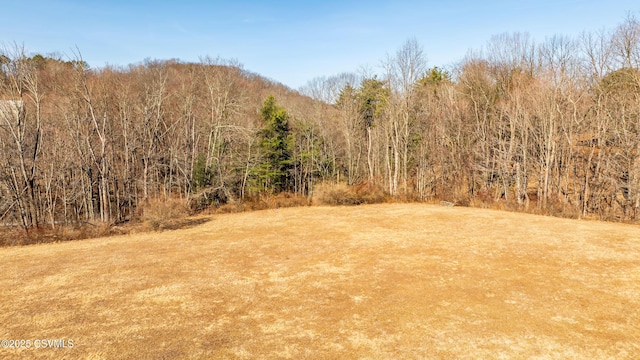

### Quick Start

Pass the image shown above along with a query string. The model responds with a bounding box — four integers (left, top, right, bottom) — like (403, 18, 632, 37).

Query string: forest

(1, 14, 640, 234)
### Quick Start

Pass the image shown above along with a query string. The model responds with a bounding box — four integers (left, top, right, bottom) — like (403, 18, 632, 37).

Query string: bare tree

(383, 38, 427, 194)
(611, 14, 640, 69)
(0, 44, 43, 230)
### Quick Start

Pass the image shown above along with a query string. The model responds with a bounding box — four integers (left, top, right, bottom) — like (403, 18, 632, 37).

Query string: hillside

(1, 204, 638, 359)
(0, 54, 340, 230)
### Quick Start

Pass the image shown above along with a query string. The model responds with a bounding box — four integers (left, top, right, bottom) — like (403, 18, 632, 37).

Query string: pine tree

(256, 95, 294, 193)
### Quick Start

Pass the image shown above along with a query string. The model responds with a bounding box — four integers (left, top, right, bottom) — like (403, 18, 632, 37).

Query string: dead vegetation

(0, 198, 205, 247)
(0, 193, 309, 247)
(138, 197, 192, 231)
(1, 204, 639, 359)
(1, 183, 636, 248)
(312, 182, 389, 205)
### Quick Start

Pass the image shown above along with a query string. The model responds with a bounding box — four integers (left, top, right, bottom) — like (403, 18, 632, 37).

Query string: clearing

(1, 204, 639, 359)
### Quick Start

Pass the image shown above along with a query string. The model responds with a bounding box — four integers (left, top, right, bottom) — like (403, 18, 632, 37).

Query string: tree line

(0, 51, 336, 230)
(2, 14, 640, 231)
(302, 15, 640, 221)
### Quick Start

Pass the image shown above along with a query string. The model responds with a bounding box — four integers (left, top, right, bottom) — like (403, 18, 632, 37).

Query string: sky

(1, 0, 639, 89)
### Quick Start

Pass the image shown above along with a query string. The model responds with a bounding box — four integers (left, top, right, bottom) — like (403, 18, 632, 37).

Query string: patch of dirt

(0, 204, 638, 359)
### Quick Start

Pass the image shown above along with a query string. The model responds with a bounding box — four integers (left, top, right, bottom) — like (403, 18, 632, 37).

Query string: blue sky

(1, 1, 639, 88)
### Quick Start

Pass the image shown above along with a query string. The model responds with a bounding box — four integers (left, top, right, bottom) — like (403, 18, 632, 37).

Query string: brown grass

(1, 204, 639, 359)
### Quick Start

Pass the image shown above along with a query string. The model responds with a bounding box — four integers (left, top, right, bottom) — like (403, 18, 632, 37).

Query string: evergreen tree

(192, 153, 213, 191)
(357, 77, 389, 129)
(256, 95, 294, 193)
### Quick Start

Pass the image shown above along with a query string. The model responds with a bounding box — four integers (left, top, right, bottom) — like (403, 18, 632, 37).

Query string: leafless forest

(1, 15, 640, 232)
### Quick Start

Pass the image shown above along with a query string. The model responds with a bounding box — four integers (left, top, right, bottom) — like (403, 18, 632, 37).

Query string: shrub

(239, 192, 309, 211)
(354, 181, 388, 204)
(312, 182, 389, 206)
(0, 227, 25, 246)
(139, 198, 191, 230)
(189, 187, 229, 212)
(0, 221, 118, 247)
(216, 200, 244, 214)
(312, 182, 360, 205)
(268, 192, 310, 208)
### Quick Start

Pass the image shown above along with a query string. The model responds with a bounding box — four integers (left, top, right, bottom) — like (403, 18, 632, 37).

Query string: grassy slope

(1, 204, 639, 359)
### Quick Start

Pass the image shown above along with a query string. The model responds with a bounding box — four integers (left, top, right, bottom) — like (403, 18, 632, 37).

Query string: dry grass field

(1, 204, 639, 359)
